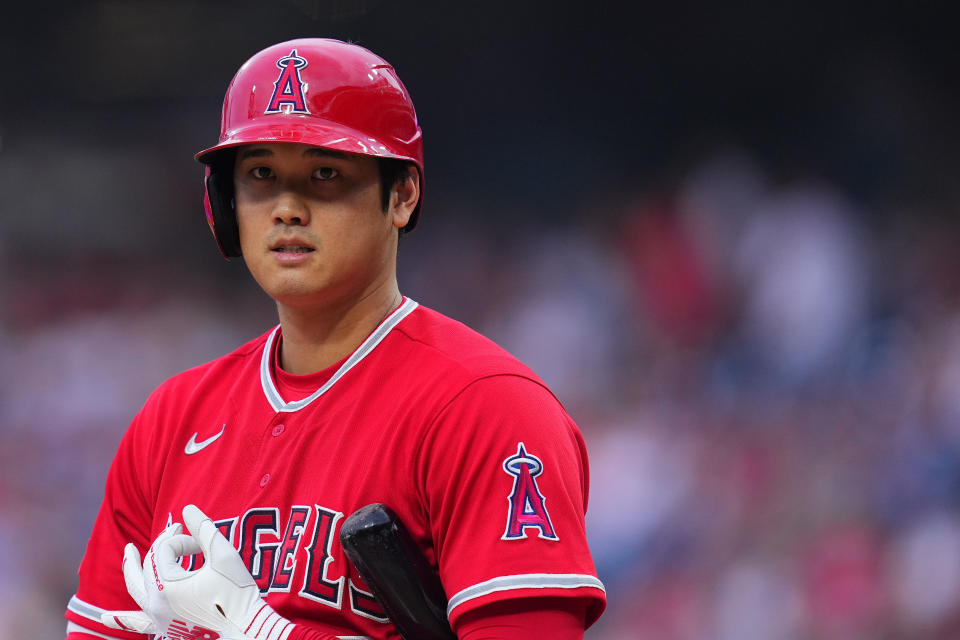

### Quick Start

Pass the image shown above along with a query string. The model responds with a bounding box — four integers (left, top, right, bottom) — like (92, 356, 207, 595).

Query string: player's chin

(263, 277, 334, 308)
(250, 252, 322, 290)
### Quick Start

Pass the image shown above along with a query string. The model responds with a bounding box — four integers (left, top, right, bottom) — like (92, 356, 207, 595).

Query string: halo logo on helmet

(265, 49, 310, 115)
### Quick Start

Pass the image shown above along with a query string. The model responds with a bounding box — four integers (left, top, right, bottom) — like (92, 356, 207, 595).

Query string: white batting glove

(102, 504, 294, 640)
(99, 522, 216, 636)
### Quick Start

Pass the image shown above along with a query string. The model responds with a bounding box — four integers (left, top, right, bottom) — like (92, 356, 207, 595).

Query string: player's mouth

(272, 246, 314, 253)
(270, 240, 316, 263)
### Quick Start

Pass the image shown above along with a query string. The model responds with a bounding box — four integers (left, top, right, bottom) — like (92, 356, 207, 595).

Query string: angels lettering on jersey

(177, 505, 388, 624)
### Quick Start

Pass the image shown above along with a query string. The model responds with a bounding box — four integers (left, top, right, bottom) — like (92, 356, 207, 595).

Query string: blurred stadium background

(2, 2, 960, 638)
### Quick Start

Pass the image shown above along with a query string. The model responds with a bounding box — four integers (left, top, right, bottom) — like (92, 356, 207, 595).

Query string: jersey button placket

(258, 418, 284, 489)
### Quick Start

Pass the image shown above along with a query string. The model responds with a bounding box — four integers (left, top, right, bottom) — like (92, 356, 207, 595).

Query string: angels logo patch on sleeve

(502, 442, 559, 541)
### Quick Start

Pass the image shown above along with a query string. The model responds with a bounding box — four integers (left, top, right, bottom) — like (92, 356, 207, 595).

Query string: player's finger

(157, 532, 203, 580)
(100, 609, 154, 633)
(183, 503, 257, 588)
(154, 521, 184, 546)
(120, 543, 148, 608)
(145, 522, 183, 560)
(182, 504, 219, 553)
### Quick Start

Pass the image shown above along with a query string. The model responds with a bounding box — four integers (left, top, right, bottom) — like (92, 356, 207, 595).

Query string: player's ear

(390, 168, 419, 230)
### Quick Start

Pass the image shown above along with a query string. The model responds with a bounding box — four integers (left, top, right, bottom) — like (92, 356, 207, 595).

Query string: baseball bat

(340, 503, 456, 640)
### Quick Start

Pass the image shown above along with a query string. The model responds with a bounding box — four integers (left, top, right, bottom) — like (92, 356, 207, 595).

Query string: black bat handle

(340, 503, 457, 640)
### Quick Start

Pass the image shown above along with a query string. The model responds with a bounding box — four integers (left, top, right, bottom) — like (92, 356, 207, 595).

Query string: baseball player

(65, 39, 605, 640)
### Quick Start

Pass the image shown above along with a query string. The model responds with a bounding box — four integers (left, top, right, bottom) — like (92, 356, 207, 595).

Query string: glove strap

(245, 603, 294, 640)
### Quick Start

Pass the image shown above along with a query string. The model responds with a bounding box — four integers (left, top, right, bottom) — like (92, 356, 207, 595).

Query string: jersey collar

(260, 297, 419, 412)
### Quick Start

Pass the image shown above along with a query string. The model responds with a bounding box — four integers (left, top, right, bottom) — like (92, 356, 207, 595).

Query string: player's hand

(99, 522, 205, 636)
(103, 504, 294, 640)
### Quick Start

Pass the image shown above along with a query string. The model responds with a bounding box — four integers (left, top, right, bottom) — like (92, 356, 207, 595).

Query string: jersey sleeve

(454, 597, 588, 640)
(415, 374, 606, 630)
(65, 395, 166, 638)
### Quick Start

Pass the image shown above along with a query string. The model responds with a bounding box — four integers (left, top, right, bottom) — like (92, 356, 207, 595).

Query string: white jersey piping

(67, 595, 108, 624)
(260, 298, 419, 413)
(66, 596, 130, 640)
(446, 573, 606, 618)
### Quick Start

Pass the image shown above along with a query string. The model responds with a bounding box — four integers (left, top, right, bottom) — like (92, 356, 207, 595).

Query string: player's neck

(274, 281, 403, 375)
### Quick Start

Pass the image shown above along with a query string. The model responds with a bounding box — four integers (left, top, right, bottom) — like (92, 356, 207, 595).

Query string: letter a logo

(266, 49, 310, 115)
(502, 442, 558, 541)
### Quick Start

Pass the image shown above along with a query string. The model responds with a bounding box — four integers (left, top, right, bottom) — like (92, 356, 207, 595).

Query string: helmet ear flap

(203, 163, 241, 259)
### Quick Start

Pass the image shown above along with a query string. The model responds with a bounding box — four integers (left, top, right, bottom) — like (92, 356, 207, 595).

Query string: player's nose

(271, 192, 311, 226)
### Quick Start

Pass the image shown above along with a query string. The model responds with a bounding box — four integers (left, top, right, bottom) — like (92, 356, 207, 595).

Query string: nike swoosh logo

(185, 424, 226, 455)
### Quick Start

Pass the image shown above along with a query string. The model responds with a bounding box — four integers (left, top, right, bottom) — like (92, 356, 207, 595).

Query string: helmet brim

(194, 119, 422, 167)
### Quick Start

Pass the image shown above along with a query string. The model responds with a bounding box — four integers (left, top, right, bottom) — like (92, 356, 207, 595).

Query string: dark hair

(377, 157, 414, 215)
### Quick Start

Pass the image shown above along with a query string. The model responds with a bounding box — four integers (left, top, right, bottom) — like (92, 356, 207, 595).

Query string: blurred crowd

(2, 146, 960, 639)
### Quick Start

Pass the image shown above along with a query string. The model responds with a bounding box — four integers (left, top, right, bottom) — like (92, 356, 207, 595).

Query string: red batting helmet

(196, 38, 424, 258)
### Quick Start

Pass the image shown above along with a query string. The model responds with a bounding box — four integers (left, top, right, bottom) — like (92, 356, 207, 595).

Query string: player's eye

(313, 167, 339, 181)
(250, 166, 274, 179)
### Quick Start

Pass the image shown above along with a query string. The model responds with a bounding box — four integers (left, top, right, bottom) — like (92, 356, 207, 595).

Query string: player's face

(233, 143, 413, 310)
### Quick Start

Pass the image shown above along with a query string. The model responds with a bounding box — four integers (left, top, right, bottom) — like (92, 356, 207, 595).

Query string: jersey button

(259, 473, 271, 487)
(272, 424, 285, 437)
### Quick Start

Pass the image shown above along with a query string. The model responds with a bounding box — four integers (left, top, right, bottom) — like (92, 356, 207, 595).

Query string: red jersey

(66, 299, 605, 639)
